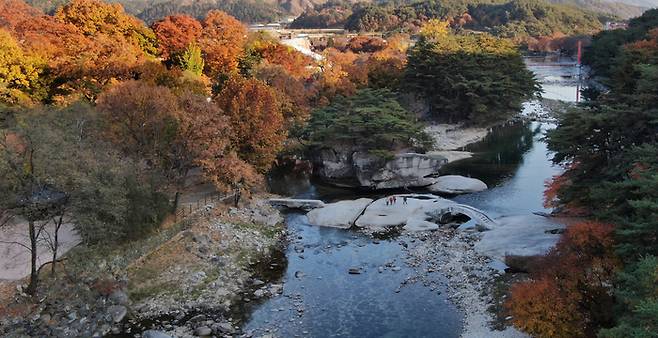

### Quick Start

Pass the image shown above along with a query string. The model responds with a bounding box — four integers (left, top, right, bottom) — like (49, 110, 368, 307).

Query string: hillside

(27, 0, 648, 24)
(550, 0, 647, 18)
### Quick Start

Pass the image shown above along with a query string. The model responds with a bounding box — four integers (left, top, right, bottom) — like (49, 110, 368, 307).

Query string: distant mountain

(549, 0, 648, 19)
(26, 0, 332, 22)
(602, 0, 657, 8)
(26, 0, 656, 24)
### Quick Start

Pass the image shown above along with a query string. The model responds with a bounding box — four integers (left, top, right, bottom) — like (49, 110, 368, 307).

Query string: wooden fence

(174, 192, 237, 220)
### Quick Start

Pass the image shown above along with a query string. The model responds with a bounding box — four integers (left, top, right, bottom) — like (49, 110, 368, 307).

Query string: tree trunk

(233, 189, 241, 208)
(173, 191, 181, 212)
(51, 216, 62, 275)
(27, 220, 38, 296)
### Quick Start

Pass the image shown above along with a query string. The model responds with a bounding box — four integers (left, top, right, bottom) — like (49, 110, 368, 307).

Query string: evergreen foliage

(303, 88, 432, 157)
(405, 23, 539, 124)
(545, 8, 658, 337)
(600, 256, 658, 338)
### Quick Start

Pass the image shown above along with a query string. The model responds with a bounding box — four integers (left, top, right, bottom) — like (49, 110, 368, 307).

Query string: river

(235, 55, 580, 337)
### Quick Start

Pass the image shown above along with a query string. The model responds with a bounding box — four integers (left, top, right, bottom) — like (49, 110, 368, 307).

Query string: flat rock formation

(307, 198, 374, 229)
(354, 194, 455, 230)
(475, 214, 566, 261)
(428, 175, 488, 194)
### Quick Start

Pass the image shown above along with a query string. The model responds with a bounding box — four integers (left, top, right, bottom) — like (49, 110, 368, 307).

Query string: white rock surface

(354, 152, 448, 189)
(475, 214, 566, 261)
(428, 175, 488, 194)
(307, 198, 374, 229)
(354, 194, 455, 230)
(403, 219, 440, 232)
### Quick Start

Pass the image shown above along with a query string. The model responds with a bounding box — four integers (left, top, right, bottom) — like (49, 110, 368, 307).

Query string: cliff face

(311, 146, 448, 189)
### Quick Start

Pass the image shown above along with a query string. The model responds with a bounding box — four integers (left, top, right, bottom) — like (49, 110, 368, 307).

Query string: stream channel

(232, 55, 581, 338)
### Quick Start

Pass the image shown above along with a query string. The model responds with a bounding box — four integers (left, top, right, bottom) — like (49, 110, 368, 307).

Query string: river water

(239, 55, 579, 337)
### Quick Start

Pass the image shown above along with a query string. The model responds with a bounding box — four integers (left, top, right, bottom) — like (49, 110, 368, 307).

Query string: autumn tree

(214, 76, 286, 172)
(367, 34, 409, 90)
(199, 10, 247, 76)
(55, 0, 157, 56)
(172, 91, 257, 197)
(0, 0, 41, 31)
(152, 15, 202, 62)
(0, 29, 45, 105)
(506, 221, 619, 337)
(251, 40, 313, 79)
(254, 63, 314, 128)
(97, 80, 180, 164)
(97, 80, 258, 197)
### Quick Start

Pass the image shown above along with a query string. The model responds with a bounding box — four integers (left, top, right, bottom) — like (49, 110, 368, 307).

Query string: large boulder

(312, 147, 448, 189)
(307, 198, 374, 229)
(428, 175, 488, 194)
(312, 148, 359, 187)
(354, 194, 455, 230)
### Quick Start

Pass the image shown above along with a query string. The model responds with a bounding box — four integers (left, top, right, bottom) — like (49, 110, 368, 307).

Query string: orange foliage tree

(214, 76, 286, 172)
(54, 0, 157, 56)
(254, 63, 314, 128)
(367, 34, 409, 89)
(199, 10, 246, 76)
(96, 80, 180, 162)
(152, 15, 202, 61)
(254, 41, 313, 79)
(174, 92, 260, 193)
(0, 0, 41, 31)
(1, 0, 156, 102)
(506, 221, 619, 337)
(97, 80, 257, 192)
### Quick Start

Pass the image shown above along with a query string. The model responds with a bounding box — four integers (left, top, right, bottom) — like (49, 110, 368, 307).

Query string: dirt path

(0, 217, 80, 280)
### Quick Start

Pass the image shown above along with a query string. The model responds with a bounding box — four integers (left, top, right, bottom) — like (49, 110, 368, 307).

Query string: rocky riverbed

(240, 208, 552, 338)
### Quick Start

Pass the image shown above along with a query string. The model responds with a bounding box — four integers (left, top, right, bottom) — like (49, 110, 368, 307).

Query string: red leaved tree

(506, 221, 619, 337)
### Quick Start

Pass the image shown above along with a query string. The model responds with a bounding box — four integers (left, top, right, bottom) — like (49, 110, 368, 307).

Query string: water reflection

(449, 122, 561, 217)
(440, 120, 538, 187)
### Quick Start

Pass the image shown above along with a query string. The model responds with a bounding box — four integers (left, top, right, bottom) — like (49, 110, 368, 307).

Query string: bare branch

(0, 240, 32, 251)
(0, 209, 14, 228)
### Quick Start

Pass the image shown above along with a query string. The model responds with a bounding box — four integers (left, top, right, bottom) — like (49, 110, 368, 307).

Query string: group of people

(385, 196, 408, 206)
